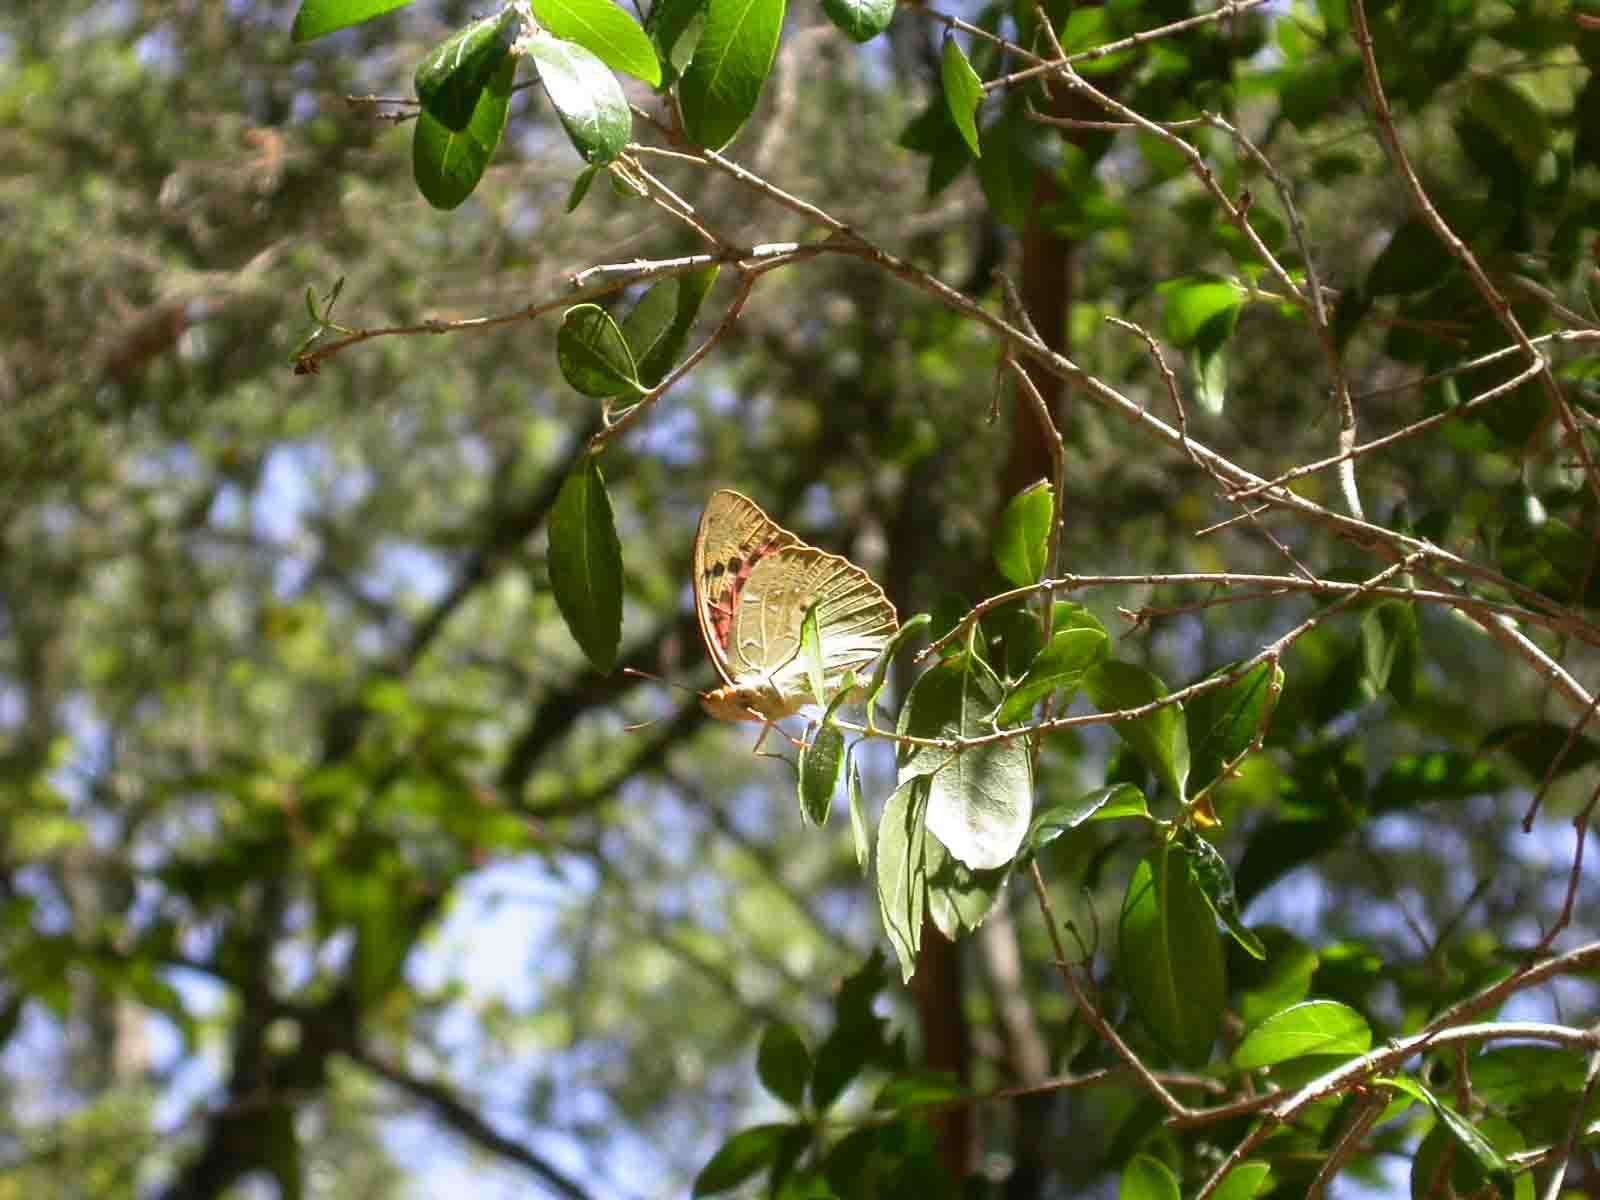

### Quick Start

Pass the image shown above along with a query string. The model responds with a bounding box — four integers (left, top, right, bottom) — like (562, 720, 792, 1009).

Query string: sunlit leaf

(531, 0, 663, 86)
(873, 1070, 966, 1110)
(993, 479, 1052, 587)
(897, 655, 1031, 870)
(821, 0, 895, 42)
(1210, 1161, 1272, 1200)
(876, 777, 928, 983)
(292, 0, 413, 42)
(678, 0, 785, 149)
(1383, 1075, 1513, 1194)
(525, 33, 632, 164)
(1022, 783, 1148, 856)
(940, 34, 984, 157)
(847, 760, 869, 875)
(1361, 600, 1418, 703)
(1233, 1000, 1371, 1069)
(996, 625, 1107, 726)
(412, 56, 515, 209)
(1121, 1153, 1180, 1200)
(800, 603, 825, 707)
(414, 9, 521, 131)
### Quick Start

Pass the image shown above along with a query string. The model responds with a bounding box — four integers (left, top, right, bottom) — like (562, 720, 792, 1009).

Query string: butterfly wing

(731, 544, 899, 707)
(693, 490, 798, 690)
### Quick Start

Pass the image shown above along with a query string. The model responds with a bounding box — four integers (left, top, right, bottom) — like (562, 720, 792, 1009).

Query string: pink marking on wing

(708, 534, 784, 655)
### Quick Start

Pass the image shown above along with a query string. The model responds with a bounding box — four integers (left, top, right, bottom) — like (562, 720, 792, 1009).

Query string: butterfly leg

(745, 713, 806, 758)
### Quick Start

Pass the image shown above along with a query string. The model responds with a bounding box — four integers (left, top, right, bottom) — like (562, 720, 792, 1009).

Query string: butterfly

(693, 490, 899, 736)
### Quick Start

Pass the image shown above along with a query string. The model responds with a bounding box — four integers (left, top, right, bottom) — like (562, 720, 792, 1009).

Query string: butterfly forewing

(693, 491, 798, 689)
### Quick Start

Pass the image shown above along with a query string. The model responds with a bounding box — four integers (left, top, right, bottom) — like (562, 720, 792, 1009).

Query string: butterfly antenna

(622, 667, 708, 734)
(622, 666, 702, 697)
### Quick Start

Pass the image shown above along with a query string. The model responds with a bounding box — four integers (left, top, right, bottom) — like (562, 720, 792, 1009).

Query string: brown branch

(348, 1044, 595, 1200)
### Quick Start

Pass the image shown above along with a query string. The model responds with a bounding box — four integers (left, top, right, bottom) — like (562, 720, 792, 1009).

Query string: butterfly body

(694, 490, 898, 725)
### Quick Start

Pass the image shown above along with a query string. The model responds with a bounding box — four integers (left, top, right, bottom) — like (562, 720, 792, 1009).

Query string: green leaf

(1476, 1045, 1590, 1112)
(939, 34, 984, 158)
(1119, 843, 1225, 1065)
(1160, 275, 1244, 351)
(1361, 600, 1418, 703)
(1186, 661, 1279, 797)
(924, 832, 1007, 940)
(1234, 925, 1318, 1028)
(531, 0, 663, 86)
(1383, 1075, 1513, 1190)
(557, 304, 641, 397)
(645, 0, 708, 82)
(821, 0, 895, 42)
(619, 266, 719, 387)
(414, 10, 522, 132)
(693, 1123, 794, 1195)
(876, 777, 928, 983)
(993, 479, 1053, 587)
(1121, 1153, 1180, 1200)
(977, 108, 1038, 229)
(1233, 999, 1371, 1069)
(899, 100, 975, 196)
(997, 625, 1107, 726)
(1178, 831, 1264, 960)
(1085, 661, 1190, 802)
(1210, 1161, 1271, 1200)
(677, 0, 786, 149)
(1023, 783, 1148, 855)
(1411, 1111, 1529, 1200)
(797, 602, 826, 707)
(756, 1021, 812, 1108)
(292, 0, 414, 42)
(565, 164, 601, 212)
(525, 33, 632, 165)
(1188, 341, 1228, 416)
(896, 656, 1032, 870)
(1467, 75, 1549, 171)
(847, 760, 869, 875)
(928, 592, 975, 660)
(412, 56, 515, 210)
(864, 612, 931, 713)
(983, 600, 1043, 680)
(798, 721, 844, 827)
(546, 456, 624, 672)
(873, 1070, 967, 1111)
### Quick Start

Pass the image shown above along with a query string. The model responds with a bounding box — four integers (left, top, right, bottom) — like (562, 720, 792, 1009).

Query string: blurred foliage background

(3, 1, 1600, 1197)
